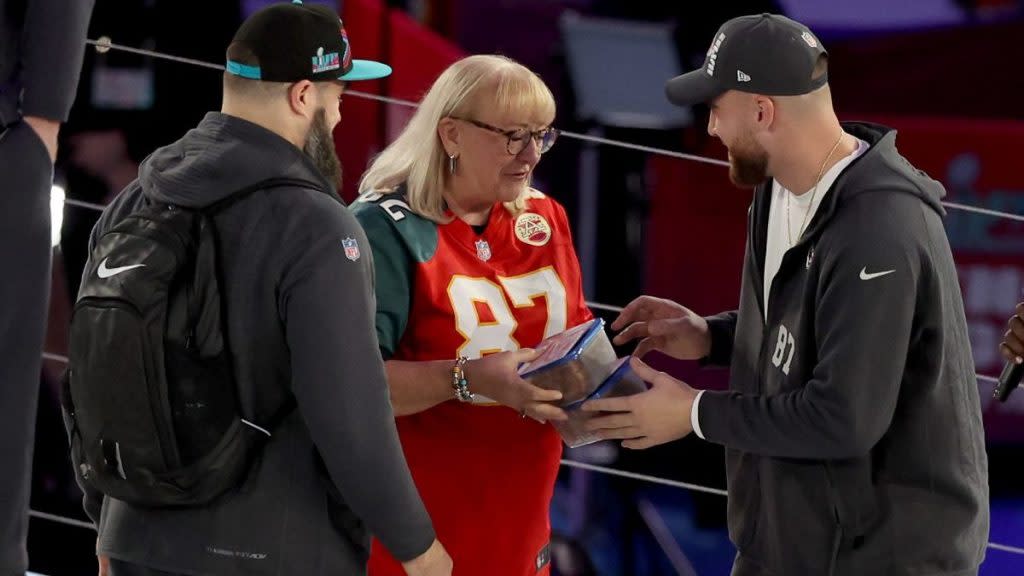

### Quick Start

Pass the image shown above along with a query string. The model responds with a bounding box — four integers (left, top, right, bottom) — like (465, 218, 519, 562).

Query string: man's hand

(581, 357, 698, 449)
(611, 296, 711, 360)
(23, 115, 59, 163)
(402, 539, 453, 576)
(1001, 302, 1024, 365)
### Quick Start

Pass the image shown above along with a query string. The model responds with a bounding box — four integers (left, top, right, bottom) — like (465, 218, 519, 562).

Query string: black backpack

(62, 179, 306, 508)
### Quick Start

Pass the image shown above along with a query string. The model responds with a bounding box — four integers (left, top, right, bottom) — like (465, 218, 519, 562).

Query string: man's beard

(727, 130, 769, 188)
(303, 108, 343, 189)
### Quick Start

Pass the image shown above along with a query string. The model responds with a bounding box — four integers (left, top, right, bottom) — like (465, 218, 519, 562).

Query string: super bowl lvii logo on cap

(312, 46, 341, 74)
(340, 27, 352, 69)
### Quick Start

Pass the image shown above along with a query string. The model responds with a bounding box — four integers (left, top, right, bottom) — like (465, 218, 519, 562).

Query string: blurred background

(29, 0, 1024, 574)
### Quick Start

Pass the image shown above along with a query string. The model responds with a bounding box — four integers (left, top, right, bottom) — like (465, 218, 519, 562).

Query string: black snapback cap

(666, 13, 827, 107)
(226, 0, 391, 83)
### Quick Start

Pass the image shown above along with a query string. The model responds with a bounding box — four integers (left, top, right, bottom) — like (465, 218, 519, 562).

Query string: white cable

(943, 201, 1024, 223)
(64, 198, 109, 212)
(42, 352, 69, 364)
(988, 542, 1024, 556)
(637, 497, 699, 575)
(560, 129, 731, 167)
(86, 39, 225, 72)
(75, 38, 1023, 223)
(39, 38, 1020, 561)
(41, 351, 1003, 402)
(977, 373, 999, 385)
(25, 487, 1024, 559)
(33, 348, 1024, 555)
(560, 459, 729, 497)
(585, 300, 625, 314)
(240, 419, 272, 437)
(28, 509, 95, 531)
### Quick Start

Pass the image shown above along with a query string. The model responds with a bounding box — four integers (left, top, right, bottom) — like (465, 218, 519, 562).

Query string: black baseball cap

(666, 13, 827, 107)
(226, 0, 391, 83)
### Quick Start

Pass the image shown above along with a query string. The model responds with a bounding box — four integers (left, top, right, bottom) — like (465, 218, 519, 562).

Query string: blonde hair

(358, 54, 556, 223)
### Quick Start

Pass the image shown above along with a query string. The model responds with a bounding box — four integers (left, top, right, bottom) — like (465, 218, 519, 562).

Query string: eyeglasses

(451, 117, 559, 155)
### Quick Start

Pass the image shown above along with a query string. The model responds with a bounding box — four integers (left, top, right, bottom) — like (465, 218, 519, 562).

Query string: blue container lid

(518, 317, 606, 378)
(563, 356, 640, 412)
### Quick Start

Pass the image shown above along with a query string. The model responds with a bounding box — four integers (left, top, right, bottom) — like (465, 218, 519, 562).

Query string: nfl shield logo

(342, 237, 360, 261)
(475, 239, 492, 262)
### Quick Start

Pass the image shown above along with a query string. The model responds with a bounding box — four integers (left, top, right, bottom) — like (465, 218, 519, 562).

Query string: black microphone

(994, 360, 1024, 402)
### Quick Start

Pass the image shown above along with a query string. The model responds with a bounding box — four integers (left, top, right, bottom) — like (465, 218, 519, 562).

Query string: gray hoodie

(699, 122, 989, 576)
(81, 112, 435, 575)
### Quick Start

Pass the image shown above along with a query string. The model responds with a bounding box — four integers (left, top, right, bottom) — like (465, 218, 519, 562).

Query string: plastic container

(517, 318, 617, 406)
(554, 356, 651, 448)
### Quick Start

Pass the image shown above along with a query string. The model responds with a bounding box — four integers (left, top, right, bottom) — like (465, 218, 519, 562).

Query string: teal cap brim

(340, 59, 392, 81)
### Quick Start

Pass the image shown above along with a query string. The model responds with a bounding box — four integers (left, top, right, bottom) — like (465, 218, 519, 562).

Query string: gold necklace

(786, 132, 845, 247)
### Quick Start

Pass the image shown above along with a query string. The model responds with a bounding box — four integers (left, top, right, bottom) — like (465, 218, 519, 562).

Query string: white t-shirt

(763, 136, 869, 320)
(692, 136, 869, 440)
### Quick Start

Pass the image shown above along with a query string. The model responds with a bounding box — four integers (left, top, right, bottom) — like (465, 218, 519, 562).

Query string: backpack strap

(242, 395, 298, 438)
(201, 177, 329, 216)
(177, 177, 328, 340)
(197, 177, 322, 436)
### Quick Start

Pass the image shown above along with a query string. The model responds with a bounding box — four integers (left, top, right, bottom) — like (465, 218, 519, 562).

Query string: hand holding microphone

(995, 302, 1024, 402)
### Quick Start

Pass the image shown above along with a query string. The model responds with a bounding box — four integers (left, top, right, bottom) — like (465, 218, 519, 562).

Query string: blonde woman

(353, 55, 592, 576)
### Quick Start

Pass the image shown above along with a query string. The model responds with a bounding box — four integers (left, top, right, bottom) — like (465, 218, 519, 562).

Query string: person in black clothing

(0, 1, 95, 573)
(75, 3, 451, 576)
(585, 14, 989, 576)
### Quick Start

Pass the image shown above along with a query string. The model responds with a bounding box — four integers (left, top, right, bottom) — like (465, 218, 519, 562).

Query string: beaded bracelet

(451, 356, 473, 402)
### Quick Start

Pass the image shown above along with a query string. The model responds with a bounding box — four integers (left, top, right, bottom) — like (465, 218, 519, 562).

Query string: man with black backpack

(63, 3, 451, 575)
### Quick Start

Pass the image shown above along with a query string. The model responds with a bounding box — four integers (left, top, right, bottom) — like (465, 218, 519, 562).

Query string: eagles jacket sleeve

(281, 196, 435, 561)
(353, 204, 412, 359)
(698, 203, 920, 459)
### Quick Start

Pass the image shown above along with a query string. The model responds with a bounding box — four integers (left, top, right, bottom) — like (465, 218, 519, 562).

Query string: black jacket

(0, 0, 94, 125)
(698, 122, 989, 575)
(81, 113, 434, 575)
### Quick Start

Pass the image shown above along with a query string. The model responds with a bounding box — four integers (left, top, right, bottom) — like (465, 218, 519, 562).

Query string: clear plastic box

(517, 318, 617, 406)
(554, 356, 651, 448)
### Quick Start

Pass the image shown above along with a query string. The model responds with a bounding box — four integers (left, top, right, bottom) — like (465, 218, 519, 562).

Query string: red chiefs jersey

(353, 188, 592, 576)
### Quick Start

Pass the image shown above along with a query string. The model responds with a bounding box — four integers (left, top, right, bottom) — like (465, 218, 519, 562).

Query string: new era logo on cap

(666, 13, 829, 107)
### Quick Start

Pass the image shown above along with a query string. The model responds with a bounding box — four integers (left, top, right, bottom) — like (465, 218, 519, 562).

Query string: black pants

(0, 120, 52, 574)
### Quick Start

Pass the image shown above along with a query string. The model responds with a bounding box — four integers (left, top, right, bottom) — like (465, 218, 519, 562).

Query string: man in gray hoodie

(0, 1, 95, 573)
(77, 3, 450, 575)
(585, 13, 988, 576)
